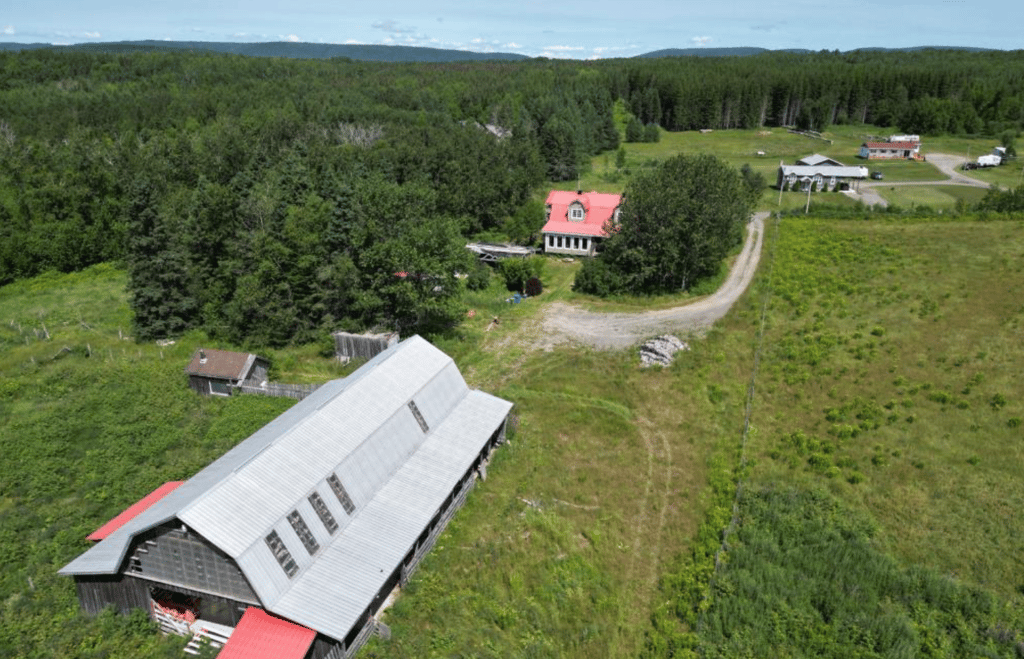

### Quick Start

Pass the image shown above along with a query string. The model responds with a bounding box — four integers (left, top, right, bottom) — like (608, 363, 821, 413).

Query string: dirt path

(535, 212, 768, 351)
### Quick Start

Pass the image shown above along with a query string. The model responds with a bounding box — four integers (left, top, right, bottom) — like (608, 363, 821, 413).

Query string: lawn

(875, 184, 990, 209)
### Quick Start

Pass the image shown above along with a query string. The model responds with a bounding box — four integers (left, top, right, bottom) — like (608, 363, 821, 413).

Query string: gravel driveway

(536, 212, 768, 350)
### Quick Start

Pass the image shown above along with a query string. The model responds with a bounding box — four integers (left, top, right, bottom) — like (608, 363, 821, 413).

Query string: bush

(497, 256, 544, 292)
(524, 277, 543, 297)
(465, 261, 491, 291)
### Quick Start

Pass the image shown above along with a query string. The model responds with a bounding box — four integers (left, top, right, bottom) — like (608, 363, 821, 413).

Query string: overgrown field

(2, 215, 1023, 658)
(693, 217, 1024, 657)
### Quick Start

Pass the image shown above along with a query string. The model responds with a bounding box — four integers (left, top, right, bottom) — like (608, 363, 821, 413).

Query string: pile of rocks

(639, 335, 690, 367)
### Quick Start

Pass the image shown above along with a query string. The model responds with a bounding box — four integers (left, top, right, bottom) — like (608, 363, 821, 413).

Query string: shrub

(524, 277, 543, 297)
(465, 262, 491, 291)
(1008, 417, 1022, 428)
(990, 393, 1007, 410)
(497, 256, 544, 292)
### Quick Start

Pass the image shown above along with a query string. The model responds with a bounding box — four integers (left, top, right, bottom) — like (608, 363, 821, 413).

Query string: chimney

(199, 349, 207, 364)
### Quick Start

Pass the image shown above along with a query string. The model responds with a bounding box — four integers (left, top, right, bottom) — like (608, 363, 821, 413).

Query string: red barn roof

(87, 481, 184, 541)
(217, 608, 317, 659)
(542, 190, 622, 238)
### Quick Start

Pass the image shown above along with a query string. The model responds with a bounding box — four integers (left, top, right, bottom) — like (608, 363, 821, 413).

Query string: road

(848, 153, 991, 208)
(536, 212, 768, 350)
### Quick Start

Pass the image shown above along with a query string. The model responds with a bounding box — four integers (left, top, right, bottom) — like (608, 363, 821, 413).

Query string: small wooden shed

(184, 348, 269, 396)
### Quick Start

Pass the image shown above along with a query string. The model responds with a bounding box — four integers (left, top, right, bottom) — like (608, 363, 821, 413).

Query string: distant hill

(0, 41, 1001, 62)
(635, 45, 995, 59)
(0, 40, 531, 63)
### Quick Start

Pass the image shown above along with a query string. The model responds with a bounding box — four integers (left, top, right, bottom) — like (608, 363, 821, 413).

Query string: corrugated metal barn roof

(61, 335, 512, 644)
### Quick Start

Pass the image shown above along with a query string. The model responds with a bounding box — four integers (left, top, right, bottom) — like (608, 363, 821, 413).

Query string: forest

(1, 47, 1023, 345)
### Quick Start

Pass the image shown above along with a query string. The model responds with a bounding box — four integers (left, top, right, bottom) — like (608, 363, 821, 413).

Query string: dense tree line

(2, 48, 1023, 342)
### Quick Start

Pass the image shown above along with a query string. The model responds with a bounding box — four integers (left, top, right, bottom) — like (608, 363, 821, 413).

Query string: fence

(233, 382, 321, 401)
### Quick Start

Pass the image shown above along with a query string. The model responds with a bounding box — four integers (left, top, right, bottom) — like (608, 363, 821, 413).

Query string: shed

(61, 336, 513, 659)
(331, 331, 399, 363)
(185, 348, 269, 396)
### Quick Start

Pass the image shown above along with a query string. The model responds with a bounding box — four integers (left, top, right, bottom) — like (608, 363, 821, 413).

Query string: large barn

(60, 336, 513, 659)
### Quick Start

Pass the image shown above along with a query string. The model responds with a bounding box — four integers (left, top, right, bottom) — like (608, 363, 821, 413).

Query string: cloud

(751, 23, 779, 32)
(505, 42, 521, 49)
(83, 31, 101, 39)
(3, 25, 13, 35)
(372, 20, 415, 34)
(543, 45, 585, 51)
(284, 34, 300, 42)
(691, 36, 712, 46)
(345, 39, 362, 44)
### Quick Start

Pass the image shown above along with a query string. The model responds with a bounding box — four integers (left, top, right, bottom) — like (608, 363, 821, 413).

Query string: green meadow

(2, 128, 1023, 658)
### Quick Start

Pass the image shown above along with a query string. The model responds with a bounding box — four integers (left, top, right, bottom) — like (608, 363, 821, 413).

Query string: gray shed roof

(779, 164, 868, 179)
(796, 153, 846, 167)
(61, 335, 512, 643)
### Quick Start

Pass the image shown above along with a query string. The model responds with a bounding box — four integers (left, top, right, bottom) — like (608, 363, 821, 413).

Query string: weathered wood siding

(332, 332, 399, 361)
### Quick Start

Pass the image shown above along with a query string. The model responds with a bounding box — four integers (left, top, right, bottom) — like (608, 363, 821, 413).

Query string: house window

(582, 238, 588, 251)
(308, 491, 338, 534)
(265, 530, 298, 578)
(573, 237, 580, 250)
(287, 510, 320, 556)
(557, 236, 563, 248)
(326, 473, 356, 515)
(569, 207, 584, 221)
(408, 400, 429, 433)
(209, 380, 231, 396)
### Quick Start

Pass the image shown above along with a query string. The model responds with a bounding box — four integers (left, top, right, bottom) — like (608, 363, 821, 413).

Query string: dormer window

(569, 205, 584, 221)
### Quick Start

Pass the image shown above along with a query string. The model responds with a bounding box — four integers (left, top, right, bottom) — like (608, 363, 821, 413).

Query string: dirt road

(536, 212, 768, 350)
(849, 153, 992, 208)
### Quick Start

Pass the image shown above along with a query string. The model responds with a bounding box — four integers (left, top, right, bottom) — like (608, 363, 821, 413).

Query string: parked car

(870, 171, 884, 180)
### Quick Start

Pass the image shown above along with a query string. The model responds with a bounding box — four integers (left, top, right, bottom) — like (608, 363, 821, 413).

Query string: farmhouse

(184, 348, 269, 396)
(60, 336, 513, 659)
(541, 190, 622, 257)
(859, 139, 922, 160)
(777, 157, 868, 192)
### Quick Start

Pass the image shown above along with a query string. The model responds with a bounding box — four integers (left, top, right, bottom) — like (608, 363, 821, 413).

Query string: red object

(87, 481, 184, 541)
(217, 608, 317, 659)
(541, 190, 622, 238)
(862, 141, 920, 150)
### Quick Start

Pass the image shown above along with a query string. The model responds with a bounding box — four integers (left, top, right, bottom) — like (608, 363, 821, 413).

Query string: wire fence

(697, 212, 781, 637)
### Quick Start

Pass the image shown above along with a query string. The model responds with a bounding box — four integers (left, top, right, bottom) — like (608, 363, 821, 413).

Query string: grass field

(567, 124, 1015, 215)
(874, 184, 990, 209)
(3, 124, 1023, 658)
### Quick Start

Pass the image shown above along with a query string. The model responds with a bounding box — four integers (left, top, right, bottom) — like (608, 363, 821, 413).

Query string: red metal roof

(87, 481, 184, 541)
(542, 190, 622, 239)
(217, 608, 317, 659)
(863, 141, 919, 150)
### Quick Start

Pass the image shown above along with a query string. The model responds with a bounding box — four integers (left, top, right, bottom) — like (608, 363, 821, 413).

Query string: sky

(3, 1, 1020, 59)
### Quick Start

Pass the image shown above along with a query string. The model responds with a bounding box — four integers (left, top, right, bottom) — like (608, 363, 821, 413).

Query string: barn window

(265, 530, 298, 578)
(287, 510, 320, 556)
(308, 491, 338, 534)
(327, 473, 356, 515)
(408, 400, 429, 433)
